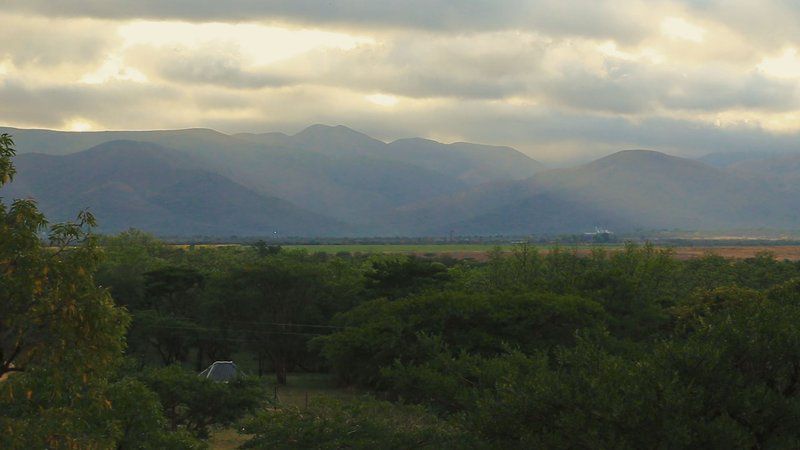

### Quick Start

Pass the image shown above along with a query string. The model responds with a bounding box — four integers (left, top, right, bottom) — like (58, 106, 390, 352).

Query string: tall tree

(133, 266, 205, 366)
(0, 134, 131, 448)
(221, 259, 330, 384)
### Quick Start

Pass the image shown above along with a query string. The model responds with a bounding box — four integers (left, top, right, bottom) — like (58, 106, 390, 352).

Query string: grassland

(170, 242, 800, 261)
(280, 243, 800, 261)
(281, 243, 620, 254)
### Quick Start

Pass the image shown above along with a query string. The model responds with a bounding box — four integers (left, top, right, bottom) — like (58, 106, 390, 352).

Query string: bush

(140, 366, 267, 438)
(240, 396, 471, 449)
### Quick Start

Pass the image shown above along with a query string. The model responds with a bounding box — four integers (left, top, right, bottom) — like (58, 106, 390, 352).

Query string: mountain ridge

(390, 149, 800, 235)
(3, 126, 800, 236)
(1, 140, 347, 236)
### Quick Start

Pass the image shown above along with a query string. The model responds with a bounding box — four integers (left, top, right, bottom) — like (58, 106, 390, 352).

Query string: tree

(220, 259, 331, 384)
(0, 133, 132, 448)
(317, 289, 607, 386)
(252, 240, 281, 257)
(96, 229, 167, 309)
(141, 365, 265, 439)
(106, 377, 204, 449)
(132, 267, 205, 366)
(240, 395, 467, 449)
(365, 255, 450, 300)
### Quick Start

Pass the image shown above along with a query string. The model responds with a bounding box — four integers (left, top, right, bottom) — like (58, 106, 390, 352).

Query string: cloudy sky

(3, 1, 800, 163)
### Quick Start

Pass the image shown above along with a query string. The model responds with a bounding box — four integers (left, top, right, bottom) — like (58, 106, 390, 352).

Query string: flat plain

(280, 243, 800, 261)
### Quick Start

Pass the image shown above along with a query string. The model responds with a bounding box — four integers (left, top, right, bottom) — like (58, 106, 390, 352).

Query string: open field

(273, 373, 362, 407)
(280, 243, 800, 261)
(281, 243, 621, 254)
(670, 246, 800, 261)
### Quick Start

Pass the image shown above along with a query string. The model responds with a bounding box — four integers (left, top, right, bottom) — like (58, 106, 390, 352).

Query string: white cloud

(758, 48, 800, 78)
(80, 55, 148, 84)
(661, 17, 706, 43)
(118, 21, 374, 65)
(365, 94, 399, 107)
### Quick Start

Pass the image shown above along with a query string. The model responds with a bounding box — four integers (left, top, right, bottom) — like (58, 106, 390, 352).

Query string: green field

(283, 244, 507, 254)
(281, 243, 621, 254)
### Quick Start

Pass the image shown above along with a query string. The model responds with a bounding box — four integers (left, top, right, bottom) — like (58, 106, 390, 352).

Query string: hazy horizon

(0, 121, 713, 166)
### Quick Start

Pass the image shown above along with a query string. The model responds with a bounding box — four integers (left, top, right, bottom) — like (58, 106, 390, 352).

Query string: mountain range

(1, 124, 799, 237)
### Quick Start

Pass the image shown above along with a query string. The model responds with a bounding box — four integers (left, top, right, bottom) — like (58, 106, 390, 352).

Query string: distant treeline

(125, 233, 622, 246)
(121, 232, 800, 248)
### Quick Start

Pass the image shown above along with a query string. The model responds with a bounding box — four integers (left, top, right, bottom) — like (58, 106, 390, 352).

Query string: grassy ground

(283, 243, 509, 253)
(272, 373, 361, 407)
(280, 243, 800, 261)
(208, 428, 248, 450)
(208, 373, 359, 449)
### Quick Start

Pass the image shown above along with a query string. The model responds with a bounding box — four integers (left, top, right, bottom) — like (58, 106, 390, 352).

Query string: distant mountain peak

(295, 123, 376, 139)
(391, 137, 438, 145)
(588, 149, 711, 171)
(291, 123, 387, 154)
(600, 149, 670, 160)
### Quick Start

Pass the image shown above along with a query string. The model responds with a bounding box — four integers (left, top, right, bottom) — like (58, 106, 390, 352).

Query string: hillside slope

(394, 150, 800, 235)
(1, 140, 346, 236)
(4, 125, 798, 237)
(726, 154, 800, 194)
(1, 125, 543, 224)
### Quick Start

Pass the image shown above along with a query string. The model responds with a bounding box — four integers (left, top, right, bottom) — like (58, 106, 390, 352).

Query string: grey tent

(198, 361, 242, 382)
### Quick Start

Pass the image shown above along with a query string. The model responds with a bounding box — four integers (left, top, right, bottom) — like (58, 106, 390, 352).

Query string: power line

(136, 323, 331, 337)
(138, 315, 347, 330)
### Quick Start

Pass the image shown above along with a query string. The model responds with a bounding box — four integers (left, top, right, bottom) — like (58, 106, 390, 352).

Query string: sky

(2, 1, 800, 163)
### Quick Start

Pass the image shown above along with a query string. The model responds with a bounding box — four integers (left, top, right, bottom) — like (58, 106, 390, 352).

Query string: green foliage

(131, 266, 206, 365)
(0, 134, 133, 448)
(0, 133, 15, 184)
(365, 255, 451, 299)
(213, 256, 353, 383)
(106, 378, 205, 449)
(240, 396, 470, 449)
(96, 229, 168, 308)
(316, 289, 606, 386)
(252, 240, 282, 257)
(661, 294, 800, 448)
(382, 339, 543, 412)
(450, 289, 800, 448)
(140, 365, 266, 439)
